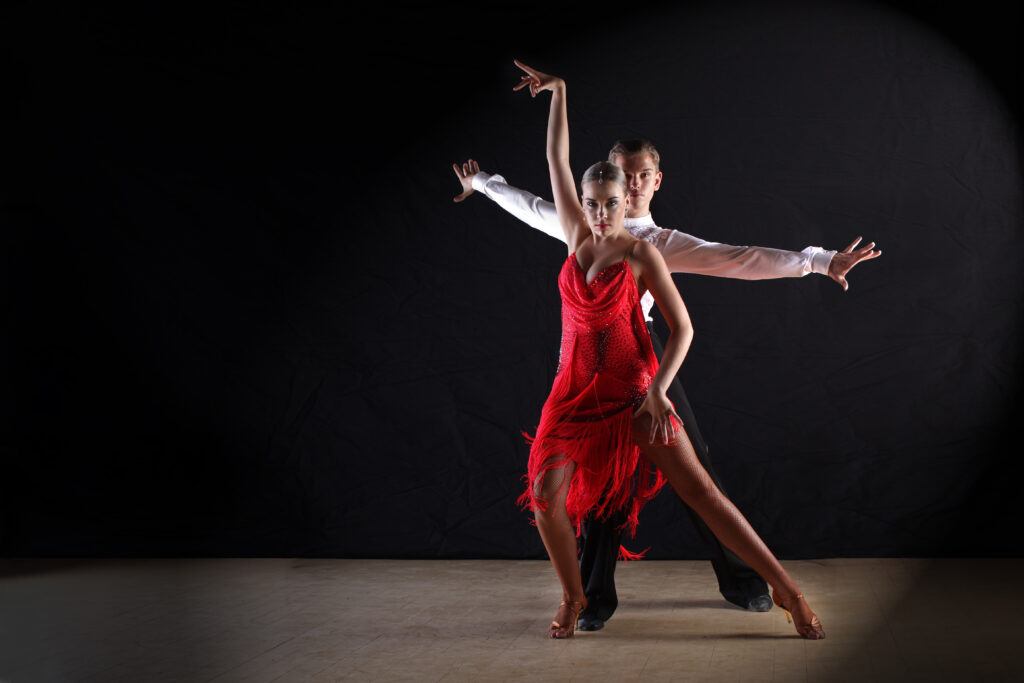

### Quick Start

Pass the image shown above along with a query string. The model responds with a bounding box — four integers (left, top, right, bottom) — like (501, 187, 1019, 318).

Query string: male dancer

(451, 140, 880, 630)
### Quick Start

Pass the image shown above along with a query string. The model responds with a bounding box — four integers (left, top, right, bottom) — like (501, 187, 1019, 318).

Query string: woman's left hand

(634, 391, 683, 445)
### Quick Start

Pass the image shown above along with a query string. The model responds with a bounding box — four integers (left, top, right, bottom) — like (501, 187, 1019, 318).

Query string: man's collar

(624, 213, 656, 229)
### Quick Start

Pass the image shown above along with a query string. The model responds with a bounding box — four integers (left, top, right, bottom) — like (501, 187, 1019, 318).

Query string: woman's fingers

(513, 58, 536, 76)
(650, 413, 667, 444)
(635, 400, 682, 444)
(648, 410, 682, 444)
(513, 60, 545, 96)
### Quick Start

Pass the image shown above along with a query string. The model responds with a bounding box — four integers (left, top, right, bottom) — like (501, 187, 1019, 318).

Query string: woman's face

(581, 181, 629, 236)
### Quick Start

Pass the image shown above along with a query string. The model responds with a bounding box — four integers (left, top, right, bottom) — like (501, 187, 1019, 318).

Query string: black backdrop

(3, 1, 1022, 560)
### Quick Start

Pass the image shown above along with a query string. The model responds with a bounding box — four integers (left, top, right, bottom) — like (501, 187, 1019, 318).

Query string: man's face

(612, 153, 662, 217)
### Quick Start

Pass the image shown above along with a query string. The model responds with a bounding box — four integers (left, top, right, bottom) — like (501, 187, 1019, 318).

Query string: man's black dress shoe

(745, 594, 773, 612)
(576, 614, 605, 631)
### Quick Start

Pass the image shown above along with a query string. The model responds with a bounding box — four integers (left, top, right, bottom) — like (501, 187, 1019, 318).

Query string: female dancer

(511, 60, 825, 640)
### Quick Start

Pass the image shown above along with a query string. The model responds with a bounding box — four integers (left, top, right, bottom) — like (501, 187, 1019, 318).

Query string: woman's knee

(673, 470, 725, 512)
(532, 463, 572, 506)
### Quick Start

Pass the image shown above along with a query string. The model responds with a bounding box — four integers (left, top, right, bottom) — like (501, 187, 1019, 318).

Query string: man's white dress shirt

(472, 172, 835, 321)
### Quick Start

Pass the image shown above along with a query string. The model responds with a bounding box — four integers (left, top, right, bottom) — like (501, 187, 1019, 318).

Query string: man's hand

(828, 237, 882, 291)
(452, 158, 482, 203)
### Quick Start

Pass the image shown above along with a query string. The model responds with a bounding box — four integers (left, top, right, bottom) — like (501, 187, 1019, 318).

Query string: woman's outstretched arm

(632, 240, 694, 444)
(512, 60, 588, 252)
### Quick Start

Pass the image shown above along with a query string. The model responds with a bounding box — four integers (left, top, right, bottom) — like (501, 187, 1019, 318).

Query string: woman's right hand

(512, 60, 563, 97)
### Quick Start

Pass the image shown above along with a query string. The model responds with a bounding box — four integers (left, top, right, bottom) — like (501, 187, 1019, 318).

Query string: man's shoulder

(629, 222, 709, 251)
(626, 223, 676, 253)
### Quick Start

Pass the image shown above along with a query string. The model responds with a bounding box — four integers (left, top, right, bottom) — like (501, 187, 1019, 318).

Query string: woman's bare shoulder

(630, 238, 665, 265)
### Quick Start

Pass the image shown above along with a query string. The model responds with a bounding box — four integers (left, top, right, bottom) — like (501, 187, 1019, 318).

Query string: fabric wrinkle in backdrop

(2, 1, 1022, 560)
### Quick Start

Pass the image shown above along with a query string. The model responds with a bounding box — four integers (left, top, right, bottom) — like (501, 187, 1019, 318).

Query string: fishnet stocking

(632, 413, 800, 599)
(533, 459, 587, 611)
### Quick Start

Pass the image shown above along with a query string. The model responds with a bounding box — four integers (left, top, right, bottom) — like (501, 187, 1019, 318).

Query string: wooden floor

(0, 557, 1020, 682)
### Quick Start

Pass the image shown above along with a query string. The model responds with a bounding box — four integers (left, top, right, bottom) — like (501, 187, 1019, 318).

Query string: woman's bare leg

(633, 414, 824, 638)
(533, 459, 587, 636)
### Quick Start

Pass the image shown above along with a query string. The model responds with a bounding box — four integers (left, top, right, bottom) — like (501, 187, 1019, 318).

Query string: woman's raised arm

(512, 60, 588, 251)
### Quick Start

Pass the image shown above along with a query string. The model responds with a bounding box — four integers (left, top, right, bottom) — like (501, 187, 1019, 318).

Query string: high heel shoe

(549, 599, 586, 639)
(772, 591, 825, 640)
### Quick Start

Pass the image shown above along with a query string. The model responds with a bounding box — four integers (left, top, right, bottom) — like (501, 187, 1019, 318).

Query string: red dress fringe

(518, 254, 670, 556)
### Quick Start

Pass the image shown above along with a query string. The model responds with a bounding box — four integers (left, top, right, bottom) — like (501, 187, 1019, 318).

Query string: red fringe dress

(519, 253, 669, 551)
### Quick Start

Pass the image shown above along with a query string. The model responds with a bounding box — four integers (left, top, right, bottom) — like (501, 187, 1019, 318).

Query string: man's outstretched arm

(651, 227, 880, 290)
(451, 158, 564, 243)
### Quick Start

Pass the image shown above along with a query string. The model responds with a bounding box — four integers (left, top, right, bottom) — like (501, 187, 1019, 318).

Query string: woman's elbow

(667, 312, 693, 338)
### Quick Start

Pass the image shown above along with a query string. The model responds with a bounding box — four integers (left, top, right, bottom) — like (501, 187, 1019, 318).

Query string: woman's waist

(552, 363, 653, 401)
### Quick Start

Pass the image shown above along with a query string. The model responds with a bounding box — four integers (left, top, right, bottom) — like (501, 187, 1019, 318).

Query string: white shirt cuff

(803, 247, 836, 276)
(472, 172, 502, 192)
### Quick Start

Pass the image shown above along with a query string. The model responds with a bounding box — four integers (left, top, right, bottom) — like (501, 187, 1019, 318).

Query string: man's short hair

(607, 139, 661, 171)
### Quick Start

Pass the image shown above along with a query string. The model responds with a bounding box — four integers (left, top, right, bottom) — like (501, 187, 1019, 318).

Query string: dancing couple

(452, 60, 880, 639)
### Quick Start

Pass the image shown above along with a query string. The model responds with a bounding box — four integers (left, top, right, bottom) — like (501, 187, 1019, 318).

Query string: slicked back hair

(607, 139, 661, 171)
(581, 161, 627, 192)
